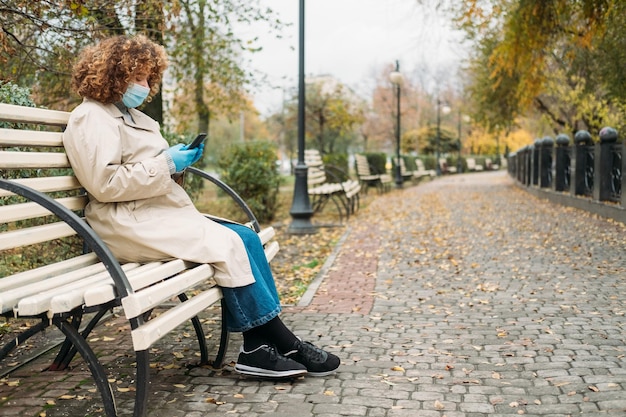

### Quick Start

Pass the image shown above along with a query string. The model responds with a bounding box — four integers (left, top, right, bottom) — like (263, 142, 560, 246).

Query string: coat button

(149, 168, 156, 175)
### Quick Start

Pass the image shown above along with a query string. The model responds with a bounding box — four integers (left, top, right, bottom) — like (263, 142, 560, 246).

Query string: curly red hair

(71, 34, 168, 104)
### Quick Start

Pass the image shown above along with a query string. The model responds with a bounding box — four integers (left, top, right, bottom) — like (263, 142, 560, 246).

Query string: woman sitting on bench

(62, 34, 339, 378)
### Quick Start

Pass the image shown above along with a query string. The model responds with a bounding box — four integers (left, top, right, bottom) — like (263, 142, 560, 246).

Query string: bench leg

(134, 349, 150, 417)
(54, 318, 117, 417)
(312, 194, 347, 223)
(214, 298, 230, 367)
(49, 312, 83, 371)
(177, 293, 209, 365)
(50, 307, 109, 371)
(0, 317, 47, 361)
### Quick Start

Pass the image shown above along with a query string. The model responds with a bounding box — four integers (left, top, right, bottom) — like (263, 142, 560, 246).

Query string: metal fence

(508, 127, 626, 208)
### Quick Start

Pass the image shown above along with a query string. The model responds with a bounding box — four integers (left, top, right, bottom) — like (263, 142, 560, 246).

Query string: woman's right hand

(166, 143, 204, 172)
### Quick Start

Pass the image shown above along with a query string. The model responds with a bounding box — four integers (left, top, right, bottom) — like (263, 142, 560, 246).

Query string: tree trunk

(136, 0, 165, 124)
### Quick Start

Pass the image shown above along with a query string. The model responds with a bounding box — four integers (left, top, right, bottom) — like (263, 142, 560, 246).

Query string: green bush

(403, 155, 417, 171)
(362, 152, 388, 175)
(322, 152, 349, 182)
(420, 155, 437, 171)
(217, 140, 282, 224)
(0, 81, 35, 107)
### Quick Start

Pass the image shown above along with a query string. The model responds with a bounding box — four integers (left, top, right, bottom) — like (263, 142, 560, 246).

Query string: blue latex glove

(166, 143, 204, 172)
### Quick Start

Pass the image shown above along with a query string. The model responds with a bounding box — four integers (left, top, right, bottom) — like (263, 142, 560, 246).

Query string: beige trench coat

(62, 99, 255, 288)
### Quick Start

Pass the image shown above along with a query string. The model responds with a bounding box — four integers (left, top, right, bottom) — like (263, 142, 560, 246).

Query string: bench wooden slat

(130, 287, 223, 351)
(0, 221, 76, 250)
(122, 264, 214, 319)
(264, 241, 280, 263)
(0, 128, 64, 147)
(257, 227, 275, 245)
(0, 151, 70, 169)
(0, 253, 98, 292)
(0, 103, 69, 126)
(0, 176, 82, 198)
(18, 263, 142, 316)
(0, 196, 87, 223)
(82, 260, 189, 307)
(49, 262, 162, 314)
(0, 262, 107, 314)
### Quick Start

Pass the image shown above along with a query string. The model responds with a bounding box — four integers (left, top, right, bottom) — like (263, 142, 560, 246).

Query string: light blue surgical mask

(122, 83, 150, 108)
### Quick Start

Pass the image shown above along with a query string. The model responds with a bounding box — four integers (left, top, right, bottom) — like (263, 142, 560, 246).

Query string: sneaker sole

(234, 364, 308, 378)
(305, 368, 339, 377)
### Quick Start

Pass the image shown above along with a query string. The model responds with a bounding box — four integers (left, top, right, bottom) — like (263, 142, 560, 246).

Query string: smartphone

(187, 133, 207, 149)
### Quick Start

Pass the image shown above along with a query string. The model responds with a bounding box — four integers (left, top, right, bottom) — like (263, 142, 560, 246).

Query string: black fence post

(516, 148, 522, 183)
(594, 127, 618, 202)
(539, 136, 554, 188)
(620, 129, 626, 208)
(572, 130, 593, 196)
(532, 139, 541, 186)
(524, 145, 532, 186)
(554, 134, 570, 192)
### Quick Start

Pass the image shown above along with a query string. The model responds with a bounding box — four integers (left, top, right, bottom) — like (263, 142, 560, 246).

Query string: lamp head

(389, 71, 403, 85)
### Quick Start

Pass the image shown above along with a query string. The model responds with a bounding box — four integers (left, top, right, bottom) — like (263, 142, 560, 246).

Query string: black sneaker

(284, 339, 340, 376)
(234, 344, 307, 378)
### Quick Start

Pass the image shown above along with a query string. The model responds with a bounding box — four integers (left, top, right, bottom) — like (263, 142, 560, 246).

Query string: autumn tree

(450, 0, 626, 137)
(165, 0, 283, 135)
(0, 0, 136, 109)
(279, 77, 365, 156)
(364, 64, 428, 155)
(1, 0, 282, 131)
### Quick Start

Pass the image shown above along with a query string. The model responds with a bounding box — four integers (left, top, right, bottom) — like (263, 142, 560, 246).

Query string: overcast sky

(242, 0, 469, 116)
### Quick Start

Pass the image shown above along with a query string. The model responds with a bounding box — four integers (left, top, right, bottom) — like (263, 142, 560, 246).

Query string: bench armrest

(185, 167, 261, 233)
(0, 179, 133, 297)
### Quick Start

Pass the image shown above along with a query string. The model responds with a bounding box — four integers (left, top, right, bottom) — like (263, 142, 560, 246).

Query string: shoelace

(267, 345, 292, 363)
(298, 341, 327, 362)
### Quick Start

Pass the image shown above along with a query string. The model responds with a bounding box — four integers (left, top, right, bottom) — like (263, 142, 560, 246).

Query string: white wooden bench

(304, 149, 360, 222)
(394, 157, 417, 183)
(485, 157, 500, 170)
(466, 157, 484, 172)
(354, 154, 392, 193)
(439, 158, 458, 174)
(0, 103, 279, 417)
(414, 159, 436, 179)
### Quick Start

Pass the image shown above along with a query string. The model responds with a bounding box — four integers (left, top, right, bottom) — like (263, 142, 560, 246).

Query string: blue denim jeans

(219, 222, 282, 332)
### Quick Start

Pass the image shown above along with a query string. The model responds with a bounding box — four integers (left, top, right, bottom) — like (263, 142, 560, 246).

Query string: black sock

(242, 317, 298, 353)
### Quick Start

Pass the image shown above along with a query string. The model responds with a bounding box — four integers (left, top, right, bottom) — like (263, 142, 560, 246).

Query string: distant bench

(305, 149, 361, 222)
(0, 103, 279, 417)
(354, 154, 392, 193)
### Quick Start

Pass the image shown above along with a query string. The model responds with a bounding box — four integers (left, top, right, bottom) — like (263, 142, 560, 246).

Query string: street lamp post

(435, 99, 450, 176)
(389, 61, 403, 188)
(288, 0, 316, 234)
(457, 112, 470, 173)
